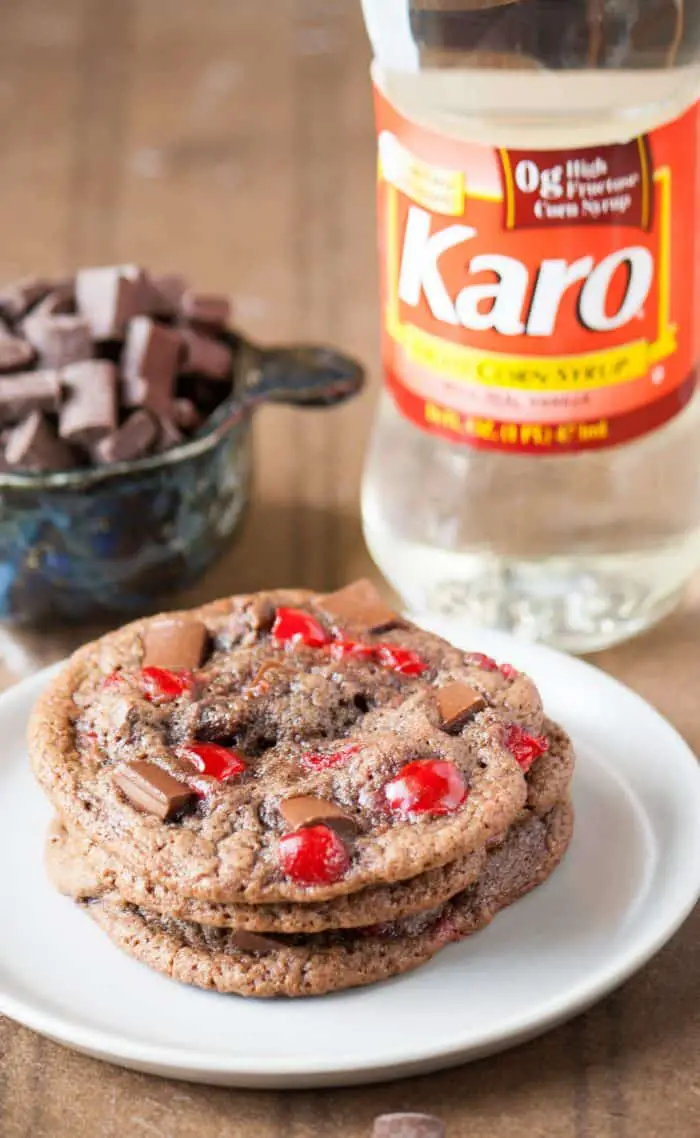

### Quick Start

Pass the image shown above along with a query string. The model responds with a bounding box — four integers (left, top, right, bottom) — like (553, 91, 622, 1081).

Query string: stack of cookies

(29, 581, 574, 998)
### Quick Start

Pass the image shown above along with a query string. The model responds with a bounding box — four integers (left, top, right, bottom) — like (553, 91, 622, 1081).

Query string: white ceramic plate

(1, 624, 699, 1089)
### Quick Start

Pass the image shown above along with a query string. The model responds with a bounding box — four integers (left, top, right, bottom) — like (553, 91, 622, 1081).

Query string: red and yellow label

(375, 88, 700, 453)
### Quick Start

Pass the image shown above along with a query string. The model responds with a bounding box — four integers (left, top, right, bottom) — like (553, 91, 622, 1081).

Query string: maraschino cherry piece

(278, 824, 350, 884)
(178, 742, 247, 781)
(375, 644, 427, 676)
(140, 666, 195, 703)
(101, 671, 126, 691)
(384, 759, 467, 816)
(300, 744, 360, 771)
(272, 607, 331, 648)
(327, 638, 375, 662)
(504, 723, 549, 772)
(498, 662, 519, 680)
(465, 653, 499, 672)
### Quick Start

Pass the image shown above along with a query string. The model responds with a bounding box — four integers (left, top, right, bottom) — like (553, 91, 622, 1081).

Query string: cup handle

(239, 341, 365, 409)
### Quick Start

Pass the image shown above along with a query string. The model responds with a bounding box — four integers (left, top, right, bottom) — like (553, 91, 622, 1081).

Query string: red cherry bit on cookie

(375, 644, 427, 676)
(140, 666, 195, 703)
(300, 743, 360, 771)
(385, 759, 467, 817)
(504, 723, 549, 772)
(177, 742, 247, 782)
(327, 638, 376, 661)
(272, 607, 332, 648)
(278, 824, 350, 885)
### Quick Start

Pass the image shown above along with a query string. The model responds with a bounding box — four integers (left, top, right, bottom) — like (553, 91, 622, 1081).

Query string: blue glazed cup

(0, 337, 363, 626)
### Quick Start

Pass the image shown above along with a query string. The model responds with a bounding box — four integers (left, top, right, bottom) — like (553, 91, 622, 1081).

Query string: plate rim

(1, 628, 699, 1084)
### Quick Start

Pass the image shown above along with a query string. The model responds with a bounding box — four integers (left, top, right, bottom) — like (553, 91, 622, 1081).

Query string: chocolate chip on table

(373, 1116, 446, 1138)
(113, 760, 195, 821)
(92, 409, 158, 465)
(181, 292, 232, 329)
(59, 360, 118, 446)
(5, 410, 76, 471)
(320, 579, 404, 635)
(279, 795, 358, 839)
(437, 681, 487, 733)
(75, 265, 150, 341)
(142, 616, 209, 670)
(0, 334, 36, 373)
(180, 328, 233, 381)
(122, 316, 182, 410)
(0, 370, 60, 424)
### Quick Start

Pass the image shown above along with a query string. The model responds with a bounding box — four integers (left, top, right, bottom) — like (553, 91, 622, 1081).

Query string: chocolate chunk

(113, 760, 195, 821)
(279, 795, 357, 838)
(181, 291, 232, 329)
(0, 335, 36, 373)
(0, 370, 60, 423)
(24, 299, 93, 369)
(172, 397, 201, 431)
(373, 1116, 445, 1138)
(180, 328, 233, 381)
(155, 415, 185, 451)
(122, 316, 182, 410)
(437, 681, 487, 733)
(320, 579, 403, 635)
(142, 616, 209, 670)
(0, 277, 52, 322)
(229, 931, 279, 955)
(150, 273, 188, 317)
(75, 266, 149, 341)
(59, 360, 118, 445)
(5, 411, 76, 471)
(93, 409, 158, 464)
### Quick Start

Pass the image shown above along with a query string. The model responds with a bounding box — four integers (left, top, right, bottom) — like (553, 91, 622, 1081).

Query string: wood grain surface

(0, 2, 698, 1135)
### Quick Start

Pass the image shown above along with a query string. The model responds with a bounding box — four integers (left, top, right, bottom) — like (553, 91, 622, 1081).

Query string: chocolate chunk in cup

(181, 292, 232, 329)
(320, 578, 403, 634)
(0, 370, 60, 424)
(122, 316, 182, 411)
(76, 266, 150, 341)
(437, 681, 487, 732)
(5, 411, 76, 471)
(373, 1115, 446, 1138)
(0, 335, 36, 374)
(23, 292, 93, 369)
(59, 360, 118, 446)
(113, 761, 195, 821)
(180, 328, 233, 381)
(142, 616, 209, 670)
(279, 795, 358, 839)
(93, 409, 158, 465)
(0, 277, 52, 322)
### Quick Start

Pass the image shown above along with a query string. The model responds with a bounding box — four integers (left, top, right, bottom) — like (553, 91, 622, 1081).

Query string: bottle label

(375, 88, 700, 453)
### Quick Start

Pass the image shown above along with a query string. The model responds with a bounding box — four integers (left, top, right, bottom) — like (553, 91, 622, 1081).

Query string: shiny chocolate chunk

(113, 760, 195, 821)
(0, 370, 60, 423)
(5, 411, 75, 471)
(150, 272, 188, 317)
(180, 328, 233, 381)
(76, 265, 149, 341)
(0, 335, 36, 373)
(59, 360, 118, 445)
(181, 291, 232, 328)
(172, 397, 201, 431)
(320, 579, 403, 634)
(142, 617, 209, 670)
(24, 289, 92, 369)
(122, 316, 182, 410)
(0, 277, 52, 322)
(279, 795, 357, 838)
(93, 409, 157, 465)
(229, 931, 280, 955)
(436, 681, 487, 733)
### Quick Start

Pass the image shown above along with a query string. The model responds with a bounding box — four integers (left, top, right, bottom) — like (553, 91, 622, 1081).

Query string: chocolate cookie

(30, 585, 546, 904)
(47, 819, 487, 932)
(81, 803, 573, 998)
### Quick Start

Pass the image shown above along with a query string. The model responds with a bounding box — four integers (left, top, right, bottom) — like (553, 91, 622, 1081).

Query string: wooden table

(0, 2, 698, 1135)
